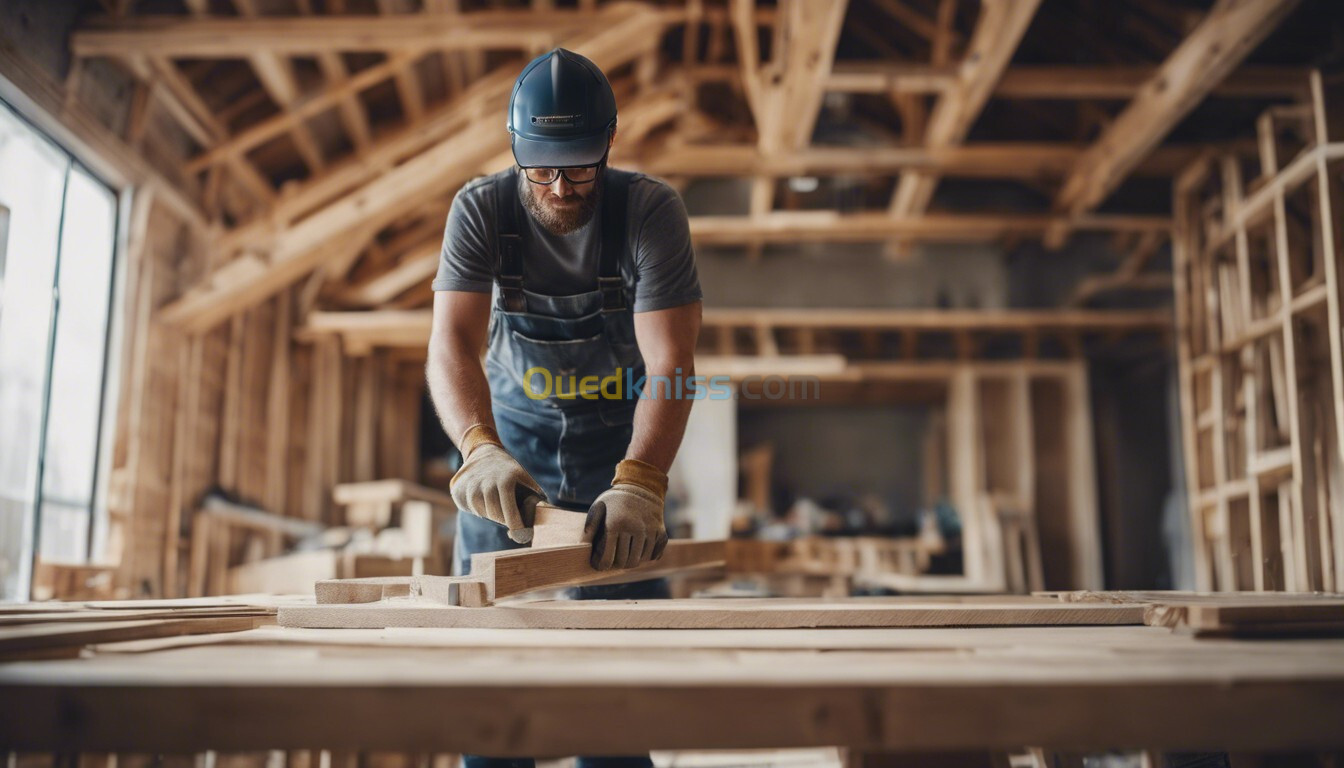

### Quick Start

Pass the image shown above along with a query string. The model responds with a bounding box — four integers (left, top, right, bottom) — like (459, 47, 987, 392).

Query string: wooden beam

(635, 143, 1203, 179)
(995, 65, 1311, 100)
(1049, 0, 1300, 244)
(375, 0, 426, 124)
(299, 308, 1171, 354)
(888, 0, 1042, 218)
(130, 55, 277, 205)
(870, 0, 961, 45)
(337, 241, 439, 308)
(822, 64, 1310, 99)
(731, 0, 847, 223)
(185, 50, 416, 175)
(316, 53, 372, 154)
(469, 541, 727, 605)
(71, 10, 659, 57)
(688, 211, 1169, 246)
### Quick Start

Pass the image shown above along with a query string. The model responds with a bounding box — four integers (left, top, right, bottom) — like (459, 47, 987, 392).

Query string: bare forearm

(426, 338, 494, 448)
(625, 363, 696, 473)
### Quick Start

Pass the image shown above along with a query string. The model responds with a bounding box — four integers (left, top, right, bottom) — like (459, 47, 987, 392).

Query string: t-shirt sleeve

(431, 182, 495, 293)
(631, 179, 703, 313)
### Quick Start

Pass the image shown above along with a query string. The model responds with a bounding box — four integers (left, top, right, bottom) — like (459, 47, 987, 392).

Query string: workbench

(3, 594, 1344, 756)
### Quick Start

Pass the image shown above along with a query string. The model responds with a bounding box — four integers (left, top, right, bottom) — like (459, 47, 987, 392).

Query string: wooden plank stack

(0, 597, 276, 661)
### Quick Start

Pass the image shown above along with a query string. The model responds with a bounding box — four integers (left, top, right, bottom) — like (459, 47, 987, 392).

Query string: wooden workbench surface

(4, 596, 1344, 754)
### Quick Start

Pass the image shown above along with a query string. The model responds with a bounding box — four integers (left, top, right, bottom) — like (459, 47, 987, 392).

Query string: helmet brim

(511, 131, 610, 169)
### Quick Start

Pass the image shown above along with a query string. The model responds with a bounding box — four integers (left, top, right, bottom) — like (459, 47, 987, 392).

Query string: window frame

(0, 93, 127, 597)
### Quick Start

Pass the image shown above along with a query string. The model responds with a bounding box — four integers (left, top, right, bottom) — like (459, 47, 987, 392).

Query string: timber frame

(1174, 72, 1344, 594)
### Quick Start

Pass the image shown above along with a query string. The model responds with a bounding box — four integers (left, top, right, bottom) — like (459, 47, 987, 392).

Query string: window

(0, 98, 119, 602)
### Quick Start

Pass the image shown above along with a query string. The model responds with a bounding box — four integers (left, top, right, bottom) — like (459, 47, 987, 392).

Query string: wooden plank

(1186, 600, 1344, 626)
(1045, 590, 1344, 604)
(278, 597, 1143, 630)
(469, 540, 728, 604)
(7, 623, 1344, 752)
(0, 616, 258, 656)
(1062, 366, 1103, 590)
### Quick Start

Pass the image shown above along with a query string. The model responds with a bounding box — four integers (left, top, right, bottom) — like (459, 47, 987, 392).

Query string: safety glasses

(520, 151, 607, 186)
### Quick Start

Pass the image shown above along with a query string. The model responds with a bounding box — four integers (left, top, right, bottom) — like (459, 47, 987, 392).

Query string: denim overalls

(452, 168, 669, 604)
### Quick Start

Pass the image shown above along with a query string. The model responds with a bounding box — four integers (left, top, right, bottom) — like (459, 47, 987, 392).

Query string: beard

(520, 167, 602, 236)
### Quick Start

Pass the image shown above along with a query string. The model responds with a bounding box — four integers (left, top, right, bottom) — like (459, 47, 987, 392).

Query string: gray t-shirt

(432, 167, 702, 313)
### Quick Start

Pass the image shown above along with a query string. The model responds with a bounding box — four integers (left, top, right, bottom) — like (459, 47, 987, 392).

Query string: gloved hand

(585, 459, 669, 570)
(450, 424, 545, 538)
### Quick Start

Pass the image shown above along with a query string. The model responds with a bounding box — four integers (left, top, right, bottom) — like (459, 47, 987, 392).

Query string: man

(427, 49, 701, 595)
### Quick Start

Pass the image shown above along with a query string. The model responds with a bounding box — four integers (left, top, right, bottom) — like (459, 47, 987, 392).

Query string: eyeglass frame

(519, 148, 611, 186)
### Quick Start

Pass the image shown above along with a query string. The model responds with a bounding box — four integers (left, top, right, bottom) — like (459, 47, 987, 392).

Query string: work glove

(450, 424, 545, 541)
(585, 459, 670, 571)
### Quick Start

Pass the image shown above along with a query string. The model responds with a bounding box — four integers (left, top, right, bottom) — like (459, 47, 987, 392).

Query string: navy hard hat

(508, 48, 617, 168)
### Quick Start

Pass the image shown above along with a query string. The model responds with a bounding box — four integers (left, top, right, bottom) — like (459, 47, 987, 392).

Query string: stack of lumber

(0, 597, 279, 661)
(190, 479, 457, 597)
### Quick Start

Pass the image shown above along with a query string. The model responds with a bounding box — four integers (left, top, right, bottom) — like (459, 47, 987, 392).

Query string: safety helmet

(507, 48, 617, 168)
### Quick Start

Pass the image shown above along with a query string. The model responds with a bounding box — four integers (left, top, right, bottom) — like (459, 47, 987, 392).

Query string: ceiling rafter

(688, 211, 1168, 246)
(631, 142, 1208, 179)
(375, 0, 426, 124)
(121, 53, 277, 208)
(887, 0, 1043, 220)
(1044, 0, 1301, 247)
(71, 10, 658, 58)
(157, 3, 670, 333)
(225, 0, 327, 176)
(731, 0, 848, 231)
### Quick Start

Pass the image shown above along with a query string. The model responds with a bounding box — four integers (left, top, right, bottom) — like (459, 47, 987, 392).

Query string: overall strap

(494, 169, 526, 312)
(598, 170, 631, 312)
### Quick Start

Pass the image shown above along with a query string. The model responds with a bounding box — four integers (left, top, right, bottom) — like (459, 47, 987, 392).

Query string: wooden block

(315, 577, 413, 604)
(530, 503, 588, 549)
(278, 597, 1144, 630)
(416, 576, 490, 608)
